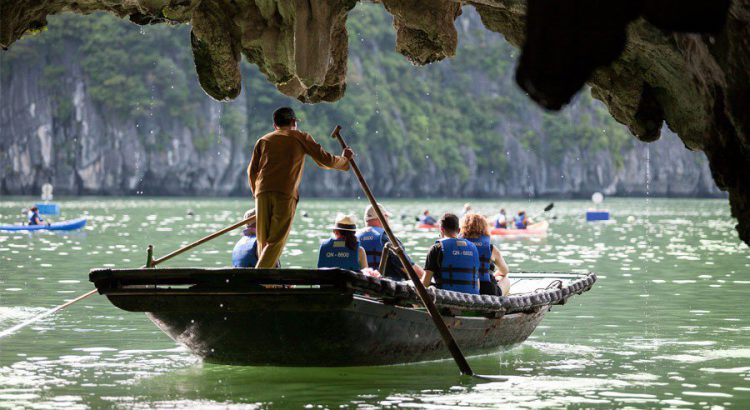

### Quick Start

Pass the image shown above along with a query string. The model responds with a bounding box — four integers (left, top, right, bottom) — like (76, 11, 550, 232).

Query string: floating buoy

(35, 203, 60, 215)
(37, 183, 60, 215)
(586, 192, 610, 222)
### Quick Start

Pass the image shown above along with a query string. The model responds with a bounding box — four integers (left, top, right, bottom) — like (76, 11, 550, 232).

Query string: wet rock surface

(1, 0, 748, 244)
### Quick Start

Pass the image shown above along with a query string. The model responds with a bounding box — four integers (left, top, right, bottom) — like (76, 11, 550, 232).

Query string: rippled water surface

(1, 197, 748, 409)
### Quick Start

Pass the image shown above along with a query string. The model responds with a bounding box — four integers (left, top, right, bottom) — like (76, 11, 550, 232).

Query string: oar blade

(471, 374, 510, 382)
(544, 202, 554, 212)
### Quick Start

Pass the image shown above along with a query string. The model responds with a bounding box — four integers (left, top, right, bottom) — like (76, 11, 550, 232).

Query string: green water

(0, 197, 748, 409)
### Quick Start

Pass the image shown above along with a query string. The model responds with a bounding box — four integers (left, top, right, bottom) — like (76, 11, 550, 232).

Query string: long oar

(0, 214, 256, 340)
(332, 126, 500, 379)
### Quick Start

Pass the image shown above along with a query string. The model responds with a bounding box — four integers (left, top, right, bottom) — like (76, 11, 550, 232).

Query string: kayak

(415, 223, 438, 230)
(490, 220, 549, 237)
(0, 217, 87, 232)
(89, 267, 596, 366)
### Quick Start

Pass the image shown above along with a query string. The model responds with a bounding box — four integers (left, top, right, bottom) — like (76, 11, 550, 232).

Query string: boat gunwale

(89, 267, 597, 315)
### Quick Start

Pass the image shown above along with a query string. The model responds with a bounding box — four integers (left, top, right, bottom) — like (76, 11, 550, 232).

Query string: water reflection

(0, 198, 748, 408)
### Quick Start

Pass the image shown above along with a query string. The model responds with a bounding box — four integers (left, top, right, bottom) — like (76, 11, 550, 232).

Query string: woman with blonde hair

(460, 213, 511, 295)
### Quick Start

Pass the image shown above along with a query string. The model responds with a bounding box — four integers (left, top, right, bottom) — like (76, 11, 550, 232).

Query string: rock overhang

(1, 0, 748, 245)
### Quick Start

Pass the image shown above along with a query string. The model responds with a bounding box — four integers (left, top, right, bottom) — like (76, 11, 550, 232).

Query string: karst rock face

(1, 0, 748, 245)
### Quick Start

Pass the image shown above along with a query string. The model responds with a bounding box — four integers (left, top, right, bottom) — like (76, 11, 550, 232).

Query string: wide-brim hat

(329, 213, 358, 231)
(364, 203, 392, 221)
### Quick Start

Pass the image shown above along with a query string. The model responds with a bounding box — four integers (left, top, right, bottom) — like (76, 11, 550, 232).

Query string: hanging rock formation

(1, 0, 748, 245)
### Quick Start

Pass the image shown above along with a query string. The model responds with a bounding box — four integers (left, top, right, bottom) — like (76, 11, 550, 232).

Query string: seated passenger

(460, 213, 511, 296)
(419, 210, 437, 226)
(232, 209, 259, 267)
(514, 210, 528, 229)
(27, 206, 44, 226)
(493, 208, 507, 229)
(318, 214, 367, 272)
(422, 213, 480, 294)
(357, 203, 426, 281)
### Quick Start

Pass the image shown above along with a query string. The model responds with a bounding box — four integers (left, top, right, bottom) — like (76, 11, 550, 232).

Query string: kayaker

(232, 209, 261, 268)
(357, 203, 426, 281)
(493, 208, 508, 229)
(27, 206, 46, 226)
(418, 210, 437, 226)
(514, 210, 529, 229)
(318, 214, 368, 272)
(461, 203, 473, 217)
(248, 107, 353, 268)
(460, 213, 511, 296)
(422, 213, 480, 294)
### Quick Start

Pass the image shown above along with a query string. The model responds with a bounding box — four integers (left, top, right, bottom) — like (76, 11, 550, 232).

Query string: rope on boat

(344, 272, 597, 314)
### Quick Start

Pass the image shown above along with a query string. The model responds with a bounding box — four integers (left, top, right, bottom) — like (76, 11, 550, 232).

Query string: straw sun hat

(329, 214, 358, 231)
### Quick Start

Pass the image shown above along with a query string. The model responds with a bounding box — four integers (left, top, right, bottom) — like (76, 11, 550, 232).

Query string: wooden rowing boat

(89, 267, 596, 366)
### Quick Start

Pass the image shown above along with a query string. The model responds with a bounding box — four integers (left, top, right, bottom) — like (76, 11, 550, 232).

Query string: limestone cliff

(0, 7, 718, 200)
(1, 0, 746, 243)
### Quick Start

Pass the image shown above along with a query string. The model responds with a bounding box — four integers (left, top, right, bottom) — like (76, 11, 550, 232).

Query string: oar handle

(147, 215, 256, 268)
(331, 125, 474, 376)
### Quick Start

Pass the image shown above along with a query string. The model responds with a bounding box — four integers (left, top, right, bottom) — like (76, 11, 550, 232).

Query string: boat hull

(415, 223, 438, 230)
(91, 267, 596, 367)
(490, 220, 548, 237)
(0, 217, 87, 232)
(137, 295, 547, 366)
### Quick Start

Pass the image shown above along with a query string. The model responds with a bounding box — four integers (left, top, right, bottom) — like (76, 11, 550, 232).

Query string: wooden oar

(332, 125, 502, 379)
(0, 214, 256, 340)
(146, 214, 256, 267)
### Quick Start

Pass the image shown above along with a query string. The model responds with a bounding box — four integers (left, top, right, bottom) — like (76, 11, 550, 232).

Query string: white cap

(244, 209, 256, 227)
(364, 203, 392, 222)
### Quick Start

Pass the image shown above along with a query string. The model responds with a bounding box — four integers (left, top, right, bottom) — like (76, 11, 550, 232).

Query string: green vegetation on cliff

(1, 3, 633, 186)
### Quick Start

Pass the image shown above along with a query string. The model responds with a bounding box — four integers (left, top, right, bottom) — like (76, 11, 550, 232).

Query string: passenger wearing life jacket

(232, 209, 261, 268)
(422, 213, 480, 295)
(318, 214, 367, 272)
(357, 203, 426, 281)
(493, 208, 507, 229)
(460, 213, 511, 296)
(514, 210, 528, 229)
(418, 209, 437, 226)
(27, 206, 45, 226)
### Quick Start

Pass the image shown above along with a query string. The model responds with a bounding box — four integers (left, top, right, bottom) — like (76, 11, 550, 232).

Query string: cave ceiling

(1, 0, 748, 246)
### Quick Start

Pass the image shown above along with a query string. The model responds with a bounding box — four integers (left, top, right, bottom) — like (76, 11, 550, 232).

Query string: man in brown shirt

(248, 107, 353, 268)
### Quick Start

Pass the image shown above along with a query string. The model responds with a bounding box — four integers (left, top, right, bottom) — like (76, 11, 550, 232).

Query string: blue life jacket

(494, 214, 507, 229)
(419, 215, 437, 225)
(356, 226, 385, 269)
(318, 238, 361, 272)
(436, 238, 480, 294)
(232, 233, 259, 268)
(28, 211, 42, 225)
(514, 215, 526, 229)
(463, 235, 499, 295)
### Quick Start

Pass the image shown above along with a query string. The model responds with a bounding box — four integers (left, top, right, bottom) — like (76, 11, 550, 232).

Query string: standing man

(248, 107, 353, 268)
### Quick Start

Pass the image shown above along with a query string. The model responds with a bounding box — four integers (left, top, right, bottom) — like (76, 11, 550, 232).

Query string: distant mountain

(0, 4, 721, 198)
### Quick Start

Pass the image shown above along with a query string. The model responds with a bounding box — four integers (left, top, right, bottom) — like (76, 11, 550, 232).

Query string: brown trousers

(254, 192, 297, 268)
